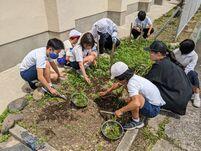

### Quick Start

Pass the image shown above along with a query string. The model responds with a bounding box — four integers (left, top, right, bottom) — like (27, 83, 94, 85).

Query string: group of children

(19, 11, 200, 130)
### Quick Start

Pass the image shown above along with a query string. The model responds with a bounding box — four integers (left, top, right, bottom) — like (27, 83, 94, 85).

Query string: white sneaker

(193, 98, 201, 108)
(191, 94, 195, 100)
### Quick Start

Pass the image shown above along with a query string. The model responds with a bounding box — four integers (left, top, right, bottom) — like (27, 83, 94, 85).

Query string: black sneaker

(123, 120, 144, 130)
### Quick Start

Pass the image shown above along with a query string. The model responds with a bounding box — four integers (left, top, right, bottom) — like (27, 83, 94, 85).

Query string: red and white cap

(111, 62, 129, 79)
(69, 29, 82, 38)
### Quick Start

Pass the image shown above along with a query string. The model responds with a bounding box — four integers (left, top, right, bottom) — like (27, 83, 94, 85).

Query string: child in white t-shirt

(20, 38, 64, 95)
(174, 39, 200, 108)
(100, 62, 165, 130)
(70, 32, 97, 84)
(57, 30, 81, 66)
(132, 11, 154, 39)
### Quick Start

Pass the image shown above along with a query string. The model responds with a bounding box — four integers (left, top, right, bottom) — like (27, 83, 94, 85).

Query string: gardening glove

(112, 37, 117, 44)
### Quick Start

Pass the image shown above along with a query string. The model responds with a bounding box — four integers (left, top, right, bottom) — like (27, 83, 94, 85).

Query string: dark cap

(144, 40, 167, 53)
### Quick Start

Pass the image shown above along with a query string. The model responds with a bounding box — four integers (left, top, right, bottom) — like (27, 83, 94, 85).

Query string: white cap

(111, 62, 129, 79)
(69, 29, 81, 38)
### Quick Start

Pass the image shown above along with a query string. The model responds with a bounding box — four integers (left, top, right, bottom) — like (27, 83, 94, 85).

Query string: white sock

(194, 93, 200, 100)
(132, 118, 140, 122)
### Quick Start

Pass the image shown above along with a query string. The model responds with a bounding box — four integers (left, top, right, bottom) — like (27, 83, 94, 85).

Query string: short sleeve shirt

(20, 47, 53, 71)
(134, 17, 152, 29)
(127, 75, 165, 106)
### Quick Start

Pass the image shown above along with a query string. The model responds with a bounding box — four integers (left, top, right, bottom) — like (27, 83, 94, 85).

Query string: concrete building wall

(0, 0, 48, 45)
(0, 0, 162, 72)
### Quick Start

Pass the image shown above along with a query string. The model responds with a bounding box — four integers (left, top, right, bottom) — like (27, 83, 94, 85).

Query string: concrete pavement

(0, 64, 26, 115)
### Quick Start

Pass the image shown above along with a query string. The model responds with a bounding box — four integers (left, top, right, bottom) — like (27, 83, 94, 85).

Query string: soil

(20, 93, 125, 151)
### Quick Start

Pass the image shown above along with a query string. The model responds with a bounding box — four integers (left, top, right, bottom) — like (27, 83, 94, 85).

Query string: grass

(0, 134, 10, 143)
(0, 109, 10, 124)
(141, 117, 170, 150)
(0, 109, 11, 143)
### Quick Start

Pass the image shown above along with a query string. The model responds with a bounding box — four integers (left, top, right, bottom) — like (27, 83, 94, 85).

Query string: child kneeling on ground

(57, 29, 81, 66)
(100, 62, 165, 130)
(70, 32, 97, 84)
(132, 11, 154, 39)
(174, 39, 200, 108)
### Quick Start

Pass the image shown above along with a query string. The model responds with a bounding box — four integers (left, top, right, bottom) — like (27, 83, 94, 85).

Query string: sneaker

(193, 98, 201, 108)
(191, 94, 195, 100)
(123, 120, 144, 130)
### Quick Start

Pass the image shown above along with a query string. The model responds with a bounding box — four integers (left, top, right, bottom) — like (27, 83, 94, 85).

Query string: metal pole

(110, 43, 116, 67)
(154, 6, 182, 40)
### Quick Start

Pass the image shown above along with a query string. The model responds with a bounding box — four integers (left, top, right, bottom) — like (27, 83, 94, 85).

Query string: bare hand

(124, 97, 131, 103)
(49, 88, 59, 96)
(133, 27, 141, 32)
(84, 76, 91, 84)
(115, 109, 123, 118)
(99, 91, 107, 97)
(59, 72, 66, 78)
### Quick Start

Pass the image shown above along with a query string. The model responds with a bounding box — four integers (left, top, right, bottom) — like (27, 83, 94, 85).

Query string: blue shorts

(140, 99, 160, 118)
(57, 57, 67, 65)
(20, 65, 38, 89)
(70, 61, 80, 70)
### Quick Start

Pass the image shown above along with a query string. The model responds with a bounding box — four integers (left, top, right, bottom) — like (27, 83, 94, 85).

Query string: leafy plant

(103, 121, 122, 140)
(71, 92, 88, 107)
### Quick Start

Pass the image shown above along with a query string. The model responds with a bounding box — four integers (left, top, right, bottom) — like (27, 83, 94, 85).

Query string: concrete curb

(116, 129, 139, 151)
(9, 125, 57, 151)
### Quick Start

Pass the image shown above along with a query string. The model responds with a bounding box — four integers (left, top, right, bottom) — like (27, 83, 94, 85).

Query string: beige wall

(0, 0, 148, 45)
(56, 0, 108, 32)
(0, 0, 158, 72)
(0, 0, 48, 45)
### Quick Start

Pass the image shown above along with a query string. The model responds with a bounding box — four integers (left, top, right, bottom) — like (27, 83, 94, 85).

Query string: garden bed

(153, 6, 201, 43)
(17, 40, 152, 151)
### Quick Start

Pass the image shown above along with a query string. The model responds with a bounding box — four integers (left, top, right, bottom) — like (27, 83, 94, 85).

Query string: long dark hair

(166, 49, 184, 69)
(80, 32, 95, 49)
(115, 69, 134, 81)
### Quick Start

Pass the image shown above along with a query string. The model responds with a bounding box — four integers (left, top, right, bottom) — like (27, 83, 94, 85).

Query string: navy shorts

(140, 99, 160, 118)
(70, 61, 80, 70)
(20, 65, 38, 89)
(187, 70, 200, 88)
(57, 56, 67, 65)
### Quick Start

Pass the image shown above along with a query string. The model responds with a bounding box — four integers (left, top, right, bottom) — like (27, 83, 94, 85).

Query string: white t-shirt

(91, 18, 118, 40)
(71, 44, 97, 62)
(173, 48, 198, 74)
(133, 17, 152, 29)
(20, 47, 53, 71)
(58, 40, 73, 59)
(127, 75, 165, 106)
